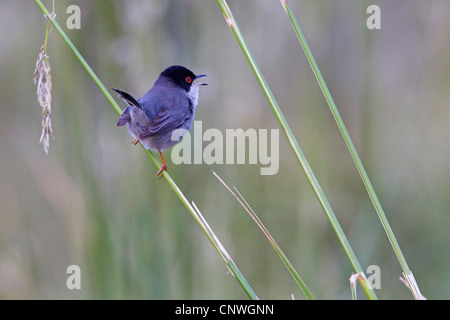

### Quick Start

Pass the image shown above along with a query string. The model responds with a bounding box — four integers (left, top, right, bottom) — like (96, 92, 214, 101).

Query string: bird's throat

(186, 84, 200, 108)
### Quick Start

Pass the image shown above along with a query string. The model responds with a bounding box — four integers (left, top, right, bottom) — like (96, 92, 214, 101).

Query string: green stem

(216, 0, 377, 300)
(214, 172, 315, 300)
(35, 1, 121, 115)
(34, 0, 257, 300)
(280, 0, 422, 299)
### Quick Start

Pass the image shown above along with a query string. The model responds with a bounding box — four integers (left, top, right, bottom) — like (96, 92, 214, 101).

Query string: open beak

(195, 74, 208, 86)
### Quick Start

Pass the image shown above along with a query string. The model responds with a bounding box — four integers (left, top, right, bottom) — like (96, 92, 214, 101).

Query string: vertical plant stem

(216, 0, 377, 300)
(34, 0, 258, 300)
(280, 0, 423, 299)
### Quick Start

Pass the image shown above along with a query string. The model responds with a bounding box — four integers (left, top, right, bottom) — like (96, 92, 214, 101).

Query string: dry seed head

(33, 44, 53, 154)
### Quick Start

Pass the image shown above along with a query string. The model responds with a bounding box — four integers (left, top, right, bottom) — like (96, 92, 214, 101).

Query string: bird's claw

(157, 163, 168, 179)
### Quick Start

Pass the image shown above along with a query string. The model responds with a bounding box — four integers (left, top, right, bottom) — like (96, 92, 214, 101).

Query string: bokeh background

(0, 0, 449, 299)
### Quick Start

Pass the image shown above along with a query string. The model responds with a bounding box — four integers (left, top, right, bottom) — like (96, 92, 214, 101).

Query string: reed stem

(34, 0, 257, 300)
(280, 0, 423, 299)
(216, 0, 377, 300)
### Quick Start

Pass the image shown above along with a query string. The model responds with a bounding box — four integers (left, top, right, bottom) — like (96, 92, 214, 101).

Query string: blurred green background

(0, 0, 449, 299)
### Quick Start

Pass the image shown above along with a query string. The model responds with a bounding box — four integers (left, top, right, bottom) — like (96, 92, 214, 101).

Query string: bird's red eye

(185, 76, 192, 83)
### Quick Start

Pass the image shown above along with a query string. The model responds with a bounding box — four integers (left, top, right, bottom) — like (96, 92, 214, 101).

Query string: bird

(114, 65, 207, 178)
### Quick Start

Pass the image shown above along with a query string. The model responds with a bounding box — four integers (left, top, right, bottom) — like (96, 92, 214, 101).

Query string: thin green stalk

(35, 1, 120, 115)
(214, 171, 315, 300)
(43, 13, 50, 61)
(216, 0, 377, 300)
(190, 201, 259, 299)
(34, 0, 257, 300)
(280, 0, 423, 299)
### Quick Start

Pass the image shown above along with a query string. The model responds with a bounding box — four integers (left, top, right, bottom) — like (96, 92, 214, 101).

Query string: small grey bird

(114, 65, 207, 178)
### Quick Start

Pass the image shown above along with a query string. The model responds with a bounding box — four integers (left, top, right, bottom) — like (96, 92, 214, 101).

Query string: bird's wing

(139, 96, 192, 139)
(139, 107, 191, 139)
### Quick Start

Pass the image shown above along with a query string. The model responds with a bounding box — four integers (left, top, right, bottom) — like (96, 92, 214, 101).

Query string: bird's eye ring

(185, 76, 192, 83)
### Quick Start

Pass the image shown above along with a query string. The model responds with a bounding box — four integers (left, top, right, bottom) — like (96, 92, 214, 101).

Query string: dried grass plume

(33, 43, 53, 154)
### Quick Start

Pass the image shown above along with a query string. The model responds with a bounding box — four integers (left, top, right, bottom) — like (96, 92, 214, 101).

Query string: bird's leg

(131, 139, 139, 145)
(157, 151, 168, 179)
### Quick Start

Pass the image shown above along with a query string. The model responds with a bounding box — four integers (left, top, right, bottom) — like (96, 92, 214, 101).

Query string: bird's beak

(195, 74, 208, 86)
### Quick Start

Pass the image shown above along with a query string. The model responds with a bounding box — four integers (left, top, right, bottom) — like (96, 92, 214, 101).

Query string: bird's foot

(131, 139, 139, 145)
(157, 163, 168, 179)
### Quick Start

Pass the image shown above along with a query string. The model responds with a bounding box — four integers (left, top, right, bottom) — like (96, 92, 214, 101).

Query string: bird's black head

(159, 65, 206, 92)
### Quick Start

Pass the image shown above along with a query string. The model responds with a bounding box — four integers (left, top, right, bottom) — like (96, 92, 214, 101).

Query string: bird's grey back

(137, 80, 192, 122)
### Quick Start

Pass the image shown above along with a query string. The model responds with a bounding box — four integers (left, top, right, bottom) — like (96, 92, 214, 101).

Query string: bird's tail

(116, 106, 130, 127)
(113, 88, 143, 127)
(112, 88, 142, 109)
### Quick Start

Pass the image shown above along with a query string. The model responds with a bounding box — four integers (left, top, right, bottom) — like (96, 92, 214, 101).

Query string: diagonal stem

(34, 0, 257, 300)
(214, 171, 315, 300)
(216, 0, 377, 300)
(280, 0, 422, 299)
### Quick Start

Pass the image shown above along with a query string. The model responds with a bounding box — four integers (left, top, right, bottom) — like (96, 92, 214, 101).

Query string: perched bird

(114, 65, 207, 178)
